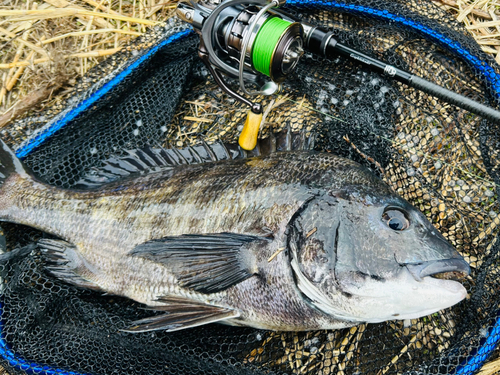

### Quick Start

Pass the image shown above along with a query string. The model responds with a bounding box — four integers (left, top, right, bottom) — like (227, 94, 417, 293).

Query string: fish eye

(382, 208, 410, 231)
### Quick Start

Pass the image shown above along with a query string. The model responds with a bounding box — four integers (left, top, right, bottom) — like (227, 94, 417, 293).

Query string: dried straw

(0, 0, 178, 120)
(434, 0, 500, 63)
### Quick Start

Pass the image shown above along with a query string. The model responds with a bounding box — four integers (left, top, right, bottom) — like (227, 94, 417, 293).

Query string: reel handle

(199, 41, 264, 150)
(239, 110, 264, 150)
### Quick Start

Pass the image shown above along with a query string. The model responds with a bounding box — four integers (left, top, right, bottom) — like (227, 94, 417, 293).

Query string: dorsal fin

(74, 141, 238, 189)
(75, 129, 316, 189)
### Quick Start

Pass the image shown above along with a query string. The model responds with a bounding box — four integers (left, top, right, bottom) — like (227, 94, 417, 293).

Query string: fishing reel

(177, 0, 309, 149)
(177, 0, 500, 150)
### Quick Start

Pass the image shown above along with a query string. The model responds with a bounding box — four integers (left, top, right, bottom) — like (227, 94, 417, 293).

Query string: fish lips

(405, 258, 470, 283)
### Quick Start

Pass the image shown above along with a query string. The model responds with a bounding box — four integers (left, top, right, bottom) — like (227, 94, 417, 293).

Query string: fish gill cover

(0, 0, 498, 374)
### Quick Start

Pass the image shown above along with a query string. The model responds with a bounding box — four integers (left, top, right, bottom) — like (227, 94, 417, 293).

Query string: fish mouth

(406, 258, 470, 282)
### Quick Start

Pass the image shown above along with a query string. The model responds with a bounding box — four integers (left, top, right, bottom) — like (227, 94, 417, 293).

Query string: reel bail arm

(199, 39, 264, 150)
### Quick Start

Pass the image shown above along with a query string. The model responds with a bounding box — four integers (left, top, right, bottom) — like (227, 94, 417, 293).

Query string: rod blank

(305, 26, 500, 123)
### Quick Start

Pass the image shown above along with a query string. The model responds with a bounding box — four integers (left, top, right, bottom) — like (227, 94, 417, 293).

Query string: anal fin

(123, 296, 238, 333)
(38, 238, 103, 292)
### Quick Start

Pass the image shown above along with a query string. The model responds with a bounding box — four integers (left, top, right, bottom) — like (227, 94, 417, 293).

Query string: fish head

(289, 186, 470, 324)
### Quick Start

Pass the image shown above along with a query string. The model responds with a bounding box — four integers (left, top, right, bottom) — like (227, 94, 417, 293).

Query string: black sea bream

(0, 138, 469, 332)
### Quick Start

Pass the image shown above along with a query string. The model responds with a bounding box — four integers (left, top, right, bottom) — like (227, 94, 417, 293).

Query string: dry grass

(1, 0, 500, 374)
(432, 3, 500, 374)
(0, 0, 179, 124)
(434, 0, 500, 63)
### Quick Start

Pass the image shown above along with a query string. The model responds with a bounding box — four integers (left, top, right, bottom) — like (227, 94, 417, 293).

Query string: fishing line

(252, 17, 293, 76)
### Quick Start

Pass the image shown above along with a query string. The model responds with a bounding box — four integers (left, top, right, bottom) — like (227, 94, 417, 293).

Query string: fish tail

(0, 139, 33, 187)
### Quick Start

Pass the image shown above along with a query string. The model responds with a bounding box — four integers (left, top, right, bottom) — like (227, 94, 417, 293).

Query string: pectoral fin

(130, 233, 269, 294)
(123, 296, 238, 333)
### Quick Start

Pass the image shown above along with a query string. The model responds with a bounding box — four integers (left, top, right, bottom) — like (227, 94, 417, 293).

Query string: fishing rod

(176, 0, 500, 150)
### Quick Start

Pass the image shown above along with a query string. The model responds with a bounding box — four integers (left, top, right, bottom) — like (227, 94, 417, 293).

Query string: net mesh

(0, 0, 499, 374)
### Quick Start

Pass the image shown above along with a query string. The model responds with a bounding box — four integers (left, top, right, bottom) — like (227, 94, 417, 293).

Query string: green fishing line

(252, 17, 292, 77)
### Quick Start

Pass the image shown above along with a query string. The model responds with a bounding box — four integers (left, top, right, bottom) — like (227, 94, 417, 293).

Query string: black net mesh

(0, 0, 499, 374)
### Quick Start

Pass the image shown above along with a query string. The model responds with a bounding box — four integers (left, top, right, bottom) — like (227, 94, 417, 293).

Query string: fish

(0, 135, 469, 333)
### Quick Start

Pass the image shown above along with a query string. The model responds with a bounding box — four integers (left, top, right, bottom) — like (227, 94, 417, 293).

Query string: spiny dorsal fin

(75, 129, 316, 189)
(74, 141, 233, 189)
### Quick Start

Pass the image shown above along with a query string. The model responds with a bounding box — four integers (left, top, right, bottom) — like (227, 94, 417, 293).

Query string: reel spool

(220, 2, 303, 89)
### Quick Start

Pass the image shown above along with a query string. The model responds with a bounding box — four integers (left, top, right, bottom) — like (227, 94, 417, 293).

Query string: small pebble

(485, 189, 495, 197)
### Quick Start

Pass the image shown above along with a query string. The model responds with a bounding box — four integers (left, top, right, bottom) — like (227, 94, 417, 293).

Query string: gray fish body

(0, 142, 469, 332)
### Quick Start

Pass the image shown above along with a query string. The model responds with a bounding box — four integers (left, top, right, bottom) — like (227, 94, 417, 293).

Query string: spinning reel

(177, 0, 500, 150)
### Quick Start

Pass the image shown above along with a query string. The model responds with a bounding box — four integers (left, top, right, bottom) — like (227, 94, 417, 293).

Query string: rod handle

(410, 76, 500, 123)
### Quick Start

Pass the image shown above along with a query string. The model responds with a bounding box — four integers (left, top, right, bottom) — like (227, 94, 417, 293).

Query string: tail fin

(0, 139, 32, 185)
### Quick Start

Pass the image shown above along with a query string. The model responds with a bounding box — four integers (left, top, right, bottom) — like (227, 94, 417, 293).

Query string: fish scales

(0, 140, 470, 332)
(1, 153, 366, 244)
